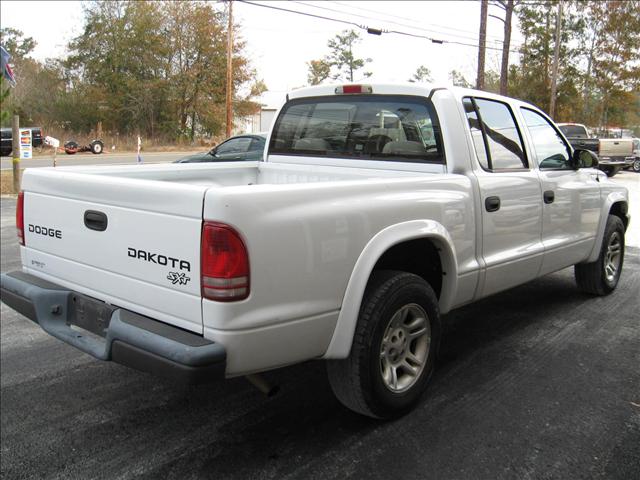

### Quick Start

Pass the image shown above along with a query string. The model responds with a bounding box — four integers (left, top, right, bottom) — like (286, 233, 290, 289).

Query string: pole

(500, 0, 514, 96)
(476, 0, 488, 90)
(549, 0, 562, 118)
(11, 114, 20, 193)
(225, 0, 234, 138)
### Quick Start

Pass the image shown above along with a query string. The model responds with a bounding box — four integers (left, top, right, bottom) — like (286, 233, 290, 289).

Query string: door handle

(485, 196, 501, 212)
(84, 210, 108, 231)
(543, 190, 555, 204)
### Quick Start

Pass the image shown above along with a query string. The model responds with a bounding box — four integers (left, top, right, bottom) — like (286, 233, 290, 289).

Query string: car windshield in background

(558, 125, 588, 138)
(269, 95, 444, 164)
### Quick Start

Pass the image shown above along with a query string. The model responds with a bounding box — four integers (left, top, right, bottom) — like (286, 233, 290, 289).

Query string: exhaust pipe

(245, 374, 280, 397)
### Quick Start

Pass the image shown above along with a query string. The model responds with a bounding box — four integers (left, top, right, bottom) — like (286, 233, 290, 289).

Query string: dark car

(1, 127, 43, 156)
(174, 133, 267, 163)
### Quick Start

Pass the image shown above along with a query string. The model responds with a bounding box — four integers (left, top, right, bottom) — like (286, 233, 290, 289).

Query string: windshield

(269, 95, 444, 164)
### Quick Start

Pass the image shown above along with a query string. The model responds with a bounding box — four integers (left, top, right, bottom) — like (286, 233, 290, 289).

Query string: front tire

(633, 159, 640, 173)
(327, 271, 440, 418)
(575, 215, 625, 295)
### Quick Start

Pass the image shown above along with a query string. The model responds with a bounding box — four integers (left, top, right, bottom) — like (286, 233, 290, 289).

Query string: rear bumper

(599, 157, 633, 167)
(0, 271, 226, 383)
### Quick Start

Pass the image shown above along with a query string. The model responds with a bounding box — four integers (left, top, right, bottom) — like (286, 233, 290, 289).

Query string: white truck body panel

(13, 83, 630, 377)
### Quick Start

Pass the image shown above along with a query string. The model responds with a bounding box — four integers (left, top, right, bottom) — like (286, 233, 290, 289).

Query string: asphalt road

(1, 198, 639, 479)
(0, 150, 200, 170)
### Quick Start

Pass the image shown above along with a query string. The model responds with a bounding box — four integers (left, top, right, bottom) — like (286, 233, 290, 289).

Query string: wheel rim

(604, 231, 622, 283)
(380, 303, 431, 393)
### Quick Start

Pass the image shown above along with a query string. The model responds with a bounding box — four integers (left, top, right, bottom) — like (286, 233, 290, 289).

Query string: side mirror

(572, 149, 599, 169)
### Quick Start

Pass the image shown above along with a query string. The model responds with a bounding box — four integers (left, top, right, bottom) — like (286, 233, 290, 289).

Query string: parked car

(0, 127, 43, 156)
(1, 84, 629, 419)
(174, 133, 267, 163)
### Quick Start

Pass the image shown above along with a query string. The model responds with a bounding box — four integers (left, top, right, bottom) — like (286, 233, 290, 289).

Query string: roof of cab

(286, 82, 537, 110)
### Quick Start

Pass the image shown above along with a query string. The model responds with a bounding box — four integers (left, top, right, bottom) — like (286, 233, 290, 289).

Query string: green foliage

(507, 0, 639, 130)
(2, 1, 265, 141)
(449, 70, 472, 88)
(307, 29, 372, 84)
(0, 28, 36, 59)
(307, 59, 331, 86)
(0, 78, 11, 124)
(408, 66, 433, 83)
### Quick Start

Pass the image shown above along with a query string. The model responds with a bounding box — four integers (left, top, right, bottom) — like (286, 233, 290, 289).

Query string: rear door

(21, 172, 206, 333)
(463, 97, 544, 297)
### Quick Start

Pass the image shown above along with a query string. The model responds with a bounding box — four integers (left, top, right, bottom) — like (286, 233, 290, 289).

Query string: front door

(519, 108, 601, 275)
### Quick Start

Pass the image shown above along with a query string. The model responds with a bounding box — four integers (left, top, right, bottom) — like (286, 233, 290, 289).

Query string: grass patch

(1, 169, 22, 195)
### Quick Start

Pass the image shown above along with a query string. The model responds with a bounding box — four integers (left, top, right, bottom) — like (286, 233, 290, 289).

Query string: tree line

(1, 0, 266, 144)
(306, 0, 639, 134)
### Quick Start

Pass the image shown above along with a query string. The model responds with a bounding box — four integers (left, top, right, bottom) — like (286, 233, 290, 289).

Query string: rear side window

(464, 97, 527, 171)
(269, 95, 444, 164)
(217, 137, 252, 154)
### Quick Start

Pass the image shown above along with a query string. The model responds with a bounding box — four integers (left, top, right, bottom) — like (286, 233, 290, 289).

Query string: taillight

(201, 222, 249, 301)
(16, 191, 24, 246)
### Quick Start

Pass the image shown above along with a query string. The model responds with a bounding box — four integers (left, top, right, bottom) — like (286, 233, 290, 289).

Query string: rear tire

(633, 159, 640, 173)
(327, 271, 440, 418)
(90, 140, 104, 154)
(575, 215, 625, 295)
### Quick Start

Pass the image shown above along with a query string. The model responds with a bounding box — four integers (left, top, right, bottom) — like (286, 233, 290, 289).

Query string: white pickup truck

(1, 84, 630, 418)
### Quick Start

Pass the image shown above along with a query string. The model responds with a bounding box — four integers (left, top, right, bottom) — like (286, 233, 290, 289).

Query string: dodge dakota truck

(1, 84, 630, 418)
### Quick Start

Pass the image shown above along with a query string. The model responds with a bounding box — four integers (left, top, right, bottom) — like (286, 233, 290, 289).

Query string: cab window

(521, 108, 572, 170)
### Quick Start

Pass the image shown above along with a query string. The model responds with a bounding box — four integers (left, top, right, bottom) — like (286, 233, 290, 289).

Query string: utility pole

(549, 0, 562, 118)
(476, 0, 488, 90)
(225, 0, 234, 138)
(11, 114, 19, 192)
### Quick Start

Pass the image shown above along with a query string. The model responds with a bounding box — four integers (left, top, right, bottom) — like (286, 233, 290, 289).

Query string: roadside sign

(19, 128, 32, 159)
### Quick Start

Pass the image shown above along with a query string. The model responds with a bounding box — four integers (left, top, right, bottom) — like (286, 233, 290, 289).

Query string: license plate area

(67, 293, 117, 338)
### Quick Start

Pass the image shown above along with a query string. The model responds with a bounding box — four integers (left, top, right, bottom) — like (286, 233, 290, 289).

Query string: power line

(291, 0, 508, 46)
(329, 0, 513, 44)
(237, 0, 521, 54)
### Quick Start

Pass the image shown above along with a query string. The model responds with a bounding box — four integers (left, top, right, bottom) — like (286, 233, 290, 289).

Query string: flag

(1, 46, 16, 87)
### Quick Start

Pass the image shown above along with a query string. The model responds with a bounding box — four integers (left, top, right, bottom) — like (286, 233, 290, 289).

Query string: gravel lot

(1, 173, 639, 479)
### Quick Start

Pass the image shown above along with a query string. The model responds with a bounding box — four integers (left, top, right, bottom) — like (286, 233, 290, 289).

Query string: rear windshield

(558, 125, 589, 138)
(269, 95, 444, 164)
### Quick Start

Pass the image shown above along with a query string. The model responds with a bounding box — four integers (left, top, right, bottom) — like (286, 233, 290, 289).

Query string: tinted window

(250, 137, 266, 151)
(217, 137, 252, 154)
(521, 108, 571, 170)
(269, 95, 444, 164)
(463, 98, 489, 169)
(473, 98, 527, 170)
(558, 125, 588, 138)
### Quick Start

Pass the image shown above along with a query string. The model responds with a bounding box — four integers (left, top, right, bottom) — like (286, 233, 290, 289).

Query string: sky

(0, 0, 523, 107)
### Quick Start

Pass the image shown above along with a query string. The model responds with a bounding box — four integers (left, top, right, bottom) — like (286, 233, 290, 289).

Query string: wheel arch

(586, 192, 629, 263)
(322, 220, 458, 359)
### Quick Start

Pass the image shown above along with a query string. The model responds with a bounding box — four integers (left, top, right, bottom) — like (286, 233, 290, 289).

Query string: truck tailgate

(20, 169, 207, 333)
